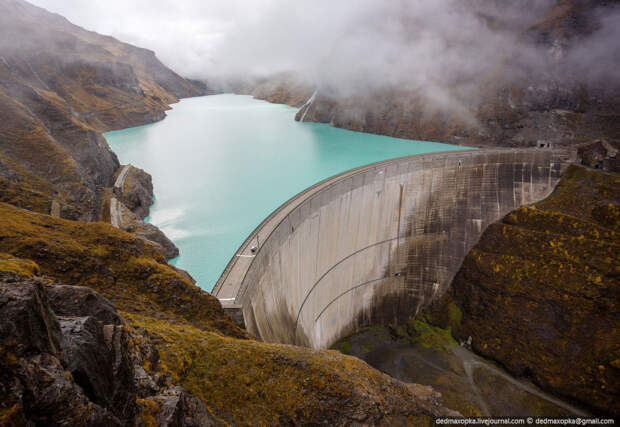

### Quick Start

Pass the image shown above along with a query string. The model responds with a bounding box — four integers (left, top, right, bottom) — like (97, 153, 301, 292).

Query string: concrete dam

(213, 149, 573, 349)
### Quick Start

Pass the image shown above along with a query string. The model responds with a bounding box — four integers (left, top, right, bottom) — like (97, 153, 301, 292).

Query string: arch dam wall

(213, 149, 573, 349)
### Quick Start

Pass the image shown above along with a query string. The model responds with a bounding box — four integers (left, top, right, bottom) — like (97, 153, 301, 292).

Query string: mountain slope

(0, 0, 205, 221)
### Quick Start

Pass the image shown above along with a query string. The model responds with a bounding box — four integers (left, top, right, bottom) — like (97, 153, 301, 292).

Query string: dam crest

(213, 149, 573, 349)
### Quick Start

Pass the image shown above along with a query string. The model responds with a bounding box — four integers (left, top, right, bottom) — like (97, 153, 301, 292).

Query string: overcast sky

(26, 1, 553, 80)
(28, 0, 262, 78)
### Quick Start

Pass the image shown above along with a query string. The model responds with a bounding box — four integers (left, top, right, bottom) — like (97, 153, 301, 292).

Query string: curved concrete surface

(213, 149, 573, 349)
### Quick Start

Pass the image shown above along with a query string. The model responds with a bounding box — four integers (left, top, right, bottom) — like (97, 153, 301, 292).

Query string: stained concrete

(213, 149, 573, 349)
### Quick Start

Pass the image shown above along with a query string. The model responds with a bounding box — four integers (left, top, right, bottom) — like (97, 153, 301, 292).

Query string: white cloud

(27, 0, 258, 77)
(26, 0, 620, 104)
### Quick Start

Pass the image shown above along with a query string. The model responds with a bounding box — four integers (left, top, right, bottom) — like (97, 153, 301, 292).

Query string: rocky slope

(0, 0, 205, 222)
(0, 202, 457, 425)
(0, 272, 220, 426)
(424, 165, 619, 415)
(106, 165, 180, 260)
(237, 72, 315, 108)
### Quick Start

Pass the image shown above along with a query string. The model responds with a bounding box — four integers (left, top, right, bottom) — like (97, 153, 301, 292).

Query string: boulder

(17, 353, 121, 426)
(125, 221, 180, 260)
(0, 276, 62, 358)
(46, 284, 124, 325)
(0, 273, 211, 425)
(59, 317, 137, 422)
(114, 166, 154, 220)
(147, 386, 219, 426)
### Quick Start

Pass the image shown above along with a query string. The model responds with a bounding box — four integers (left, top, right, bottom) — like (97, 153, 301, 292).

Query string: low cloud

(28, 0, 620, 109)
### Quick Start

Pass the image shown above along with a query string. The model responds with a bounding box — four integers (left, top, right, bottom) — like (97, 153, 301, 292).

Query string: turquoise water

(105, 94, 469, 292)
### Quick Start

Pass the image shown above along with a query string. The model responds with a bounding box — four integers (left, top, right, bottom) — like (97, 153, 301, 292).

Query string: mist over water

(105, 94, 470, 291)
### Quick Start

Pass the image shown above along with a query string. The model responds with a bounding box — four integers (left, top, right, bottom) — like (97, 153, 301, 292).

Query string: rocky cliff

(0, 0, 206, 222)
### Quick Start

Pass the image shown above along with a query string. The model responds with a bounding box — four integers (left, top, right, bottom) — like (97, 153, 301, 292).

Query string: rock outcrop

(114, 165, 154, 221)
(110, 164, 180, 260)
(124, 221, 180, 261)
(0, 272, 218, 426)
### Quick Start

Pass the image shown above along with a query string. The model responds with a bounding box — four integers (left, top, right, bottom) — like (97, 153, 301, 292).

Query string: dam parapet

(214, 149, 574, 349)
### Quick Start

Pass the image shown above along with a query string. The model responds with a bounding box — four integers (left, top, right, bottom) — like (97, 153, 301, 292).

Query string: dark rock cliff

(0, 273, 219, 426)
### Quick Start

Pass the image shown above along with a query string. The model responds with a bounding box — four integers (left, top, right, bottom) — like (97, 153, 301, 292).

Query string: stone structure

(213, 149, 573, 349)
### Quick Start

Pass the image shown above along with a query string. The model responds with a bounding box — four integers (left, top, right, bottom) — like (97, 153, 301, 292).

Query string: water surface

(105, 94, 469, 292)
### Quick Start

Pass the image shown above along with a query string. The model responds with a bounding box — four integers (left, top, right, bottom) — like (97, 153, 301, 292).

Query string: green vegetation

(0, 202, 242, 337)
(126, 312, 426, 424)
(334, 340, 353, 355)
(0, 153, 58, 216)
(0, 253, 40, 278)
(407, 320, 458, 349)
(392, 320, 457, 350)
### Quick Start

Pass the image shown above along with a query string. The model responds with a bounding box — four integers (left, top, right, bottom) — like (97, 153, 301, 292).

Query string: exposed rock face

(0, 276, 62, 359)
(0, 272, 220, 426)
(0, 0, 206, 221)
(59, 316, 137, 422)
(439, 166, 619, 415)
(0, 274, 121, 425)
(46, 284, 124, 325)
(144, 386, 217, 426)
(16, 352, 120, 425)
(110, 164, 180, 260)
(114, 165, 154, 220)
(125, 221, 180, 260)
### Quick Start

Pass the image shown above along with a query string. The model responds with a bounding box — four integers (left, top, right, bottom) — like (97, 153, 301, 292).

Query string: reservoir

(105, 94, 469, 292)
